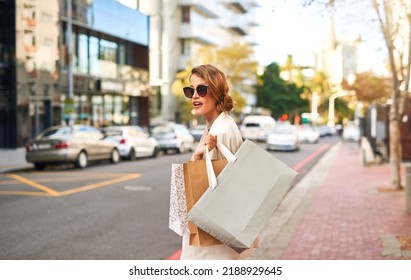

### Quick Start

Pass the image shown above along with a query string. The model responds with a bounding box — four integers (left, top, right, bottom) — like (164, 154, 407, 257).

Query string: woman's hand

(204, 134, 217, 151)
(192, 134, 217, 160)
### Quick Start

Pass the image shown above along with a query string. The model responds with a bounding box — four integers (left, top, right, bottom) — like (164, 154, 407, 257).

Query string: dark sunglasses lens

(183, 87, 194, 98)
(197, 85, 208, 97)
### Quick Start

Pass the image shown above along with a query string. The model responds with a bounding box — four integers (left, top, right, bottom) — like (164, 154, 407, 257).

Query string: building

(0, 0, 150, 148)
(316, 7, 359, 86)
(135, 0, 261, 123)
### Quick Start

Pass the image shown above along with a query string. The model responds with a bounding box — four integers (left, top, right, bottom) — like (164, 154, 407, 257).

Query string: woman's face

(189, 74, 220, 121)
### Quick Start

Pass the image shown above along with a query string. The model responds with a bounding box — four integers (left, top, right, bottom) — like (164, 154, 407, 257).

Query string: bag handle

(205, 141, 237, 189)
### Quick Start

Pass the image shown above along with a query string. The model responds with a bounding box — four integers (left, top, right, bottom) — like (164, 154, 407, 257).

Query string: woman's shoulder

(219, 113, 239, 127)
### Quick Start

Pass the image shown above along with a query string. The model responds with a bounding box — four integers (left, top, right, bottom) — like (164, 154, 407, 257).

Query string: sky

(118, 0, 388, 75)
(254, 1, 388, 75)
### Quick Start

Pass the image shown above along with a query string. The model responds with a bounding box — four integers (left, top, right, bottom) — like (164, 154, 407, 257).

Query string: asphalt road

(0, 137, 338, 260)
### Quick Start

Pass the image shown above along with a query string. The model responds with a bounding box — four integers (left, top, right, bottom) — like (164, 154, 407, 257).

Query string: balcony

(224, 0, 248, 14)
(23, 0, 36, 9)
(23, 17, 37, 29)
(223, 15, 248, 36)
(179, 0, 220, 18)
(24, 44, 37, 56)
(179, 23, 221, 45)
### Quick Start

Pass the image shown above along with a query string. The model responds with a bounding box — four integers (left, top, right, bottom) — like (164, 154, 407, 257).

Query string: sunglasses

(183, 85, 208, 98)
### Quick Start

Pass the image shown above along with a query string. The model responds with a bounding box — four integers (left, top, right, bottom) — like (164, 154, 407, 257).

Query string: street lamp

(327, 90, 355, 128)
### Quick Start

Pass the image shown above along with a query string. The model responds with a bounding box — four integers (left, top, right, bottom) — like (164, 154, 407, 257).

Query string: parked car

(151, 122, 195, 154)
(266, 124, 300, 151)
(298, 125, 320, 143)
(240, 115, 276, 142)
(316, 125, 335, 137)
(189, 124, 207, 142)
(25, 125, 120, 170)
(342, 122, 361, 142)
(102, 126, 159, 160)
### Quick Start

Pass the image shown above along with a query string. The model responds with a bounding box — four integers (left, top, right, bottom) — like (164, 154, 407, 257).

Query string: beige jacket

(181, 112, 258, 260)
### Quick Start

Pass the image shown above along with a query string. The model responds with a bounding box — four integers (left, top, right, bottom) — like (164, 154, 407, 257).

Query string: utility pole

(65, 0, 74, 125)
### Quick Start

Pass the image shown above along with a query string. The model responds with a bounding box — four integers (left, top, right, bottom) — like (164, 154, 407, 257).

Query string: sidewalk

(0, 148, 32, 173)
(254, 141, 411, 260)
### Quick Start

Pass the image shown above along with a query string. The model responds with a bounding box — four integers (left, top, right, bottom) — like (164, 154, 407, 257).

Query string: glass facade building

(0, 0, 151, 148)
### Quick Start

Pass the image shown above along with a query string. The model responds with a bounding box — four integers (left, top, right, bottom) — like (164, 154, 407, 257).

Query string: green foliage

(256, 62, 308, 120)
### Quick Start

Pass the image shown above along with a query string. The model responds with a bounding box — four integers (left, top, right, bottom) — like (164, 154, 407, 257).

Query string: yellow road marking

(1, 173, 141, 197)
(7, 174, 60, 196)
(0, 191, 52, 196)
(58, 174, 140, 196)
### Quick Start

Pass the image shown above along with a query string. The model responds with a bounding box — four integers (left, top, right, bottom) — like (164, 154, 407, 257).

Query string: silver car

(25, 125, 120, 170)
(102, 125, 159, 160)
(151, 122, 194, 154)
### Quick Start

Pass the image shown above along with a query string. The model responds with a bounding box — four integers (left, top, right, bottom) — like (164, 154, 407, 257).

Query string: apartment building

(136, 0, 261, 122)
(0, 0, 150, 148)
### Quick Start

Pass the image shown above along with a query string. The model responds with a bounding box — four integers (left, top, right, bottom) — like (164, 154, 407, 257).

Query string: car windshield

(152, 126, 174, 135)
(104, 128, 123, 137)
(272, 127, 294, 134)
(37, 127, 72, 139)
(245, 123, 259, 128)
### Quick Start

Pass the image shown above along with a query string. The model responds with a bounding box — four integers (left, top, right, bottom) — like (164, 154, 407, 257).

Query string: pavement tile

(279, 142, 411, 260)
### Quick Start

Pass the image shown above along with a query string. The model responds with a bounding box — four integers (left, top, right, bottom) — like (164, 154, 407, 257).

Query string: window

(182, 6, 190, 23)
(78, 34, 88, 74)
(89, 36, 99, 76)
(99, 39, 117, 62)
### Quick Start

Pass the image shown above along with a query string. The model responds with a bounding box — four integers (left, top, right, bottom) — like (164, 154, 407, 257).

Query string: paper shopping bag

(168, 164, 188, 236)
(183, 158, 227, 246)
(187, 139, 299, 251)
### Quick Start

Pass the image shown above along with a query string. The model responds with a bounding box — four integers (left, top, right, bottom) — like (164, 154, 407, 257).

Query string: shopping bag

(187, 139, 299, 251)
(183, 158, 228, 246)
(168, 164, 188, 236)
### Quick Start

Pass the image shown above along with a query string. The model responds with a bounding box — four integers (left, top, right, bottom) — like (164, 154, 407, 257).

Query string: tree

(256, 62, 308, 120)
(342, 71, 391, 105)
(371, 0, 410, 190)
(303, 0, 411, 190)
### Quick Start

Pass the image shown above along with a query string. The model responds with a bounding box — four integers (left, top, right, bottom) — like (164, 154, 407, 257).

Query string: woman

(180, 64, 256, 260)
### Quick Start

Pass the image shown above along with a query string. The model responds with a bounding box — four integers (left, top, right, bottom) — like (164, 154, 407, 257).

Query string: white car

(342, 123, 361, 142)
(240, 115, 276, 142)
(103, 126, 159, 160)
(266, 124, 300, 151)
(151, 122, 194, 154)
(298, 125, 320, 143)
(189, 124, 207, 142)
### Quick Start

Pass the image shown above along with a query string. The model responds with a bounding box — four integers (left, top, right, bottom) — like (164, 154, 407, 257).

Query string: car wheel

(177, 144, 185, 154)
(75, 151, 88, 169)
(110, 149, 120, 164)
(128, 148, 136, 161)
(151, 147, 159, 158)
(34, 163, 45, 171)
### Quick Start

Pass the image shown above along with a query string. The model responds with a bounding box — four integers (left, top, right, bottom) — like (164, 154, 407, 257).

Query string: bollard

(406, 163, 411, 214)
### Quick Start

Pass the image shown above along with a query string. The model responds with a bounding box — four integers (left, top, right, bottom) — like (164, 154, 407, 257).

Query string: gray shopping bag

(187, 139, 299, 251)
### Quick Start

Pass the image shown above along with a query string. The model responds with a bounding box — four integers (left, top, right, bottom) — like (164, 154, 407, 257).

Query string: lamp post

(327, 90, 355, 128)
(311, 91, 319, 125)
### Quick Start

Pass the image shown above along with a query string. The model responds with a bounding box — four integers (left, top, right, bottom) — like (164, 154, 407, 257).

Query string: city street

(0, 138, 337, 260)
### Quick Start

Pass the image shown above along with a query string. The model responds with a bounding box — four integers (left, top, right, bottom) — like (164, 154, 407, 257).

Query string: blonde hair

(190, 64, 234, 112)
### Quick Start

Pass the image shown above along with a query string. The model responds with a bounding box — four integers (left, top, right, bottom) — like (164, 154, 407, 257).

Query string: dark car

(25, 125, 120, 170)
